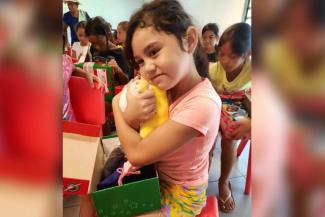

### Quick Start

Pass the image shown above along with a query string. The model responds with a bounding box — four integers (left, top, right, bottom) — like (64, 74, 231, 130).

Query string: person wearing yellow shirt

(209, 22, 251, 213)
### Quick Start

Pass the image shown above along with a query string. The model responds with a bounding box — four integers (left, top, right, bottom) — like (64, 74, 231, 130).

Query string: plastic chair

(196, 196, 219, 217)
(236, 138, 251, 195)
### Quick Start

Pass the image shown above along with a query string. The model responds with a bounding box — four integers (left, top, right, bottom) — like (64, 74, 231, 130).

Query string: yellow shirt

(209, 58, 251, 93)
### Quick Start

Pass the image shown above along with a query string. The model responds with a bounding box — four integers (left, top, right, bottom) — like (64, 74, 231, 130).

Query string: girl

(112, 0, 221, 216)
(72, 21, 91, 63)
(209, 22, 251, 213)
(85, 16, 129, 85)
(116, 21, 129, 47)
(202, 23, 219, 63)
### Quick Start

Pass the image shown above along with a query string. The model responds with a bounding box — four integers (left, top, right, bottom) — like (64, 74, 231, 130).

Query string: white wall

(63, 0, 246, 33)
(178, 0, 246, 33)
(142, 0, 246, 33)
(63, 0, 143, 29)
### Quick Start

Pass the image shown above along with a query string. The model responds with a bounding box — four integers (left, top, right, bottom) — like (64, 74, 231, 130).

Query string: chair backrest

(69, 76, 105, 125)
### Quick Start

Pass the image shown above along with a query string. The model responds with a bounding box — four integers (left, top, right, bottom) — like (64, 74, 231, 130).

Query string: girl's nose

(142, 61, 156, 78)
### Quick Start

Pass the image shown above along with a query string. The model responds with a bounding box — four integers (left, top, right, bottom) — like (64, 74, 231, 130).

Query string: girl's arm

(112, 95, 200, 167)
(108, 59, 129, 85)
(243, 95, 251, 117)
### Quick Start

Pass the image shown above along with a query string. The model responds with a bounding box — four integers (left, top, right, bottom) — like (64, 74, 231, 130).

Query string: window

(243, 0, 251, 25)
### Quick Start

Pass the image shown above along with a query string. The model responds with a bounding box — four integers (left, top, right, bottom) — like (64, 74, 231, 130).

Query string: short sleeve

(170, 96, 220, 136)
(114, 49, 128, 74)
(63, 12, 69, 24)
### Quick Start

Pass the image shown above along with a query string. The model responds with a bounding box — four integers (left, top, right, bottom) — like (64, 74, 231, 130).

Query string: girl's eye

(148, 48, 160, 57)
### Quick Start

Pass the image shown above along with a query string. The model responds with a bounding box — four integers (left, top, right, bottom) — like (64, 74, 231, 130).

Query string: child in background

(202, 23, 219, 63)
(63, 34, 102, 121)
(72, 21, 91, 63)
(116, 21, 129, 47)
(112, 0, 221, 216)
(209, 22, 251, 213)
(85, 16, 129, 85)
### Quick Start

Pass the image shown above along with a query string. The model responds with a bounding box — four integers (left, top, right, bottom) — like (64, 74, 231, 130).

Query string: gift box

(92, 136, 162, 217)
(69, 76, 105, 125)
(75, 63, 115, 102)
(63, 121, 104, 196)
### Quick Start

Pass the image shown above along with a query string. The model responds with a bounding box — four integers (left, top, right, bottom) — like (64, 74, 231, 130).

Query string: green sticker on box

(92, 166, 161, 217)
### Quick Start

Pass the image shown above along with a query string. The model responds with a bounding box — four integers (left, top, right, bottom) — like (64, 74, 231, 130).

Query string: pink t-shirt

(157, 78, 221, 186)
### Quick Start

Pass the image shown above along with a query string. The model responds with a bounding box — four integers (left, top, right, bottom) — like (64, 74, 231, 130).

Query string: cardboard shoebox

(92, 135, 161, 217)
(63, 121, 104, 196)
(63, 124, 161, 217)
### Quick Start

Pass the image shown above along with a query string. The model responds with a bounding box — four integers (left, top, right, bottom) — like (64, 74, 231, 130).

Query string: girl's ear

(183, 26, 198, 54)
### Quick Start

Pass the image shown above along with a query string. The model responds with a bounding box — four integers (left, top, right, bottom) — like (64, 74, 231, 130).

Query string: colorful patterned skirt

(160, 180, 208, 217)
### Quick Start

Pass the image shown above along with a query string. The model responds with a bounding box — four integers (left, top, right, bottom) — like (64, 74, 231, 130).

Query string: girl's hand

(230, 117, 251, 140)
(85, 72, 103, 89)
(72, 67, 103, 89)
(107, 59, 121, 73)
(123, 80, 156, 130)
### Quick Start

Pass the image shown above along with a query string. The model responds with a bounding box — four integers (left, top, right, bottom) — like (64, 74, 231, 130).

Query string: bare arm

(63, 22, 68, 44)
(112, 95, 200, 167)
(108, 59, 129, 84)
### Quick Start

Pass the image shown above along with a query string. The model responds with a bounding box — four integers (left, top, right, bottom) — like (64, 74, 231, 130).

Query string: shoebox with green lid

(91, 135, 161, 217)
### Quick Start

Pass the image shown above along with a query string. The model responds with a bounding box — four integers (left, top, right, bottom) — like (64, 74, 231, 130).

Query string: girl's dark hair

(202, 23, 219, 36)
(124, 0, 208, 77)
(218, 22, 251, 56)
(85, 16, 113, 41)
(75, 20, 87, 32)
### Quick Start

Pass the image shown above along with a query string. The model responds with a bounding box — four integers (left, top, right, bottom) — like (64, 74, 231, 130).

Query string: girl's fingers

(145, 107, 156, 120)
(145, 104, 156, 114)
(140, 88, 155, 99)
(88, 76, 94, 88)
(141, 98, 156, 109)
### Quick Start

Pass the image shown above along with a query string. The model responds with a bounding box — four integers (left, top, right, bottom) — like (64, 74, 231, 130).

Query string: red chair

(196, 196, 219, 217)
(237, 138, 251, 195)
(69, 76, 105, 125)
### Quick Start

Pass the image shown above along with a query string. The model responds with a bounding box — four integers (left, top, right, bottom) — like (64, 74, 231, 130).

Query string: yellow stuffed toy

(119, 76, 169, 138)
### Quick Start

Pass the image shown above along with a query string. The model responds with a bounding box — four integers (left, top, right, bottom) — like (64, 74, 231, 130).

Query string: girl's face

(67, 2, 78, 14)
(76, 28, 88, 45)
(87, 35, 107, 53)
(132, 27, 191, 90)
(219, 42, 246, 73)
(117, 25, 126, 44)
(202, 30, 218, 51)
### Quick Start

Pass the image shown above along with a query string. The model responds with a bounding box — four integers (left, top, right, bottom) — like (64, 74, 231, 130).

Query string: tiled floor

(207, 135, 251, 217)
(64, 136, 251, 217)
